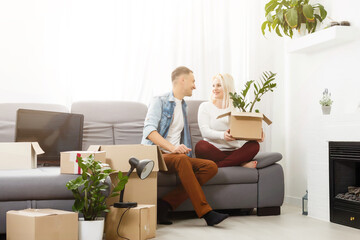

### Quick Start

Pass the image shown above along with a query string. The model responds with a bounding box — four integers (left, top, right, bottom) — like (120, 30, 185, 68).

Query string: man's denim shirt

(141, 91, 192, 157)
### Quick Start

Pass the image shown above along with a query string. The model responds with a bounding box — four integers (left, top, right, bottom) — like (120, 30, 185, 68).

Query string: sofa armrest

(254, 152, 283, 169)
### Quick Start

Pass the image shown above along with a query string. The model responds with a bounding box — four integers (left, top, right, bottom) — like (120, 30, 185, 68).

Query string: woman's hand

(224, 129, 236, 141)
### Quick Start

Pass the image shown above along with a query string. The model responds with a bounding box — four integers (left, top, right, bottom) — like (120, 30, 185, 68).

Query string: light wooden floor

(155, 205, 360, 240)
(1, 205, 358, 240)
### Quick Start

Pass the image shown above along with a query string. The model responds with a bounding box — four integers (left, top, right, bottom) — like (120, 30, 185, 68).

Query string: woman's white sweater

(197, 102, 244, 151)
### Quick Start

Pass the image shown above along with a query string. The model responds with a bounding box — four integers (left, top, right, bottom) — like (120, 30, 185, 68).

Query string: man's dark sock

(157, 199, 173, 225)
(203, 210, 229, 226)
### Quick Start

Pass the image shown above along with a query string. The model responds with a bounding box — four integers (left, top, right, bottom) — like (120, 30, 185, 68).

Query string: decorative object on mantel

(302, 190, 308, 216)
(328, 21, 350, 27)
(262, 0, 327, 38)
(319, 88, 333, 115)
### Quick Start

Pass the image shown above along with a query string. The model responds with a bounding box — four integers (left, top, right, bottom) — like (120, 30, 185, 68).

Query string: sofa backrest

(0, 103, 69, 142)
(71, 101, 148, 150)
(186, 100, 205, 153)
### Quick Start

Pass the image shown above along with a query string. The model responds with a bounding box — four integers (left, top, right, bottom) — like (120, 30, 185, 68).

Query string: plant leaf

(303, 4, 315, 22)
(261, 21, 268, 36)
(285, 8, 298, 28)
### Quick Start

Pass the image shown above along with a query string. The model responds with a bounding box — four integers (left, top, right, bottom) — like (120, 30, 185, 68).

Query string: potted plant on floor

(66, 154, 128, 240)
(319, 88, 333, 115)
(261, 0, 327, 38)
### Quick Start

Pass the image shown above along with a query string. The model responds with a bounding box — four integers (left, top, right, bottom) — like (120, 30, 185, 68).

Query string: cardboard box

(217, 111, 272, 140)
(60, 150, 106, 174)
(105, 205, 156, 240)
(6, 208, 78, 240)
(88, 145, 167, 228)
(0, 142, 44, 170)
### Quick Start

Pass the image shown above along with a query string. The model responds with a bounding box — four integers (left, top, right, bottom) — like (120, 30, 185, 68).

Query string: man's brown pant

(161, 153, 218, 217)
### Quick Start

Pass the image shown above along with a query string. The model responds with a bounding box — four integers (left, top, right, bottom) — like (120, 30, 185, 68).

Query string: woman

(195, 73, 262, 168)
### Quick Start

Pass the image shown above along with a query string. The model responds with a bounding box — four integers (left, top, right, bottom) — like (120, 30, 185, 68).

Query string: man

(141, 66, 229, 226)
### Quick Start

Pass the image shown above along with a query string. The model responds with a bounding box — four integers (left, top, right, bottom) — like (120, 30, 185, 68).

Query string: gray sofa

(0, 101, 284, 234)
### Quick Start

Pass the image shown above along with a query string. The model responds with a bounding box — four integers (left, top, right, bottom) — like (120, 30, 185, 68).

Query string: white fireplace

(307, 114, 360, 221)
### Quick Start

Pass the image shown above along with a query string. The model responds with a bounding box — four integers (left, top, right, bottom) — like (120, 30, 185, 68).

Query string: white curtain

(0, 0, 260, 106)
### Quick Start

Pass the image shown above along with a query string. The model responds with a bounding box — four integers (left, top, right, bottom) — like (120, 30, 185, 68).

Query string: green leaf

(317, 4, 327, 20)
(275, 25, 282, 37)
(276, 10, 284, 23)
(303, 4, 315, 22)
(290, 0, 298, 7)
(285, 8, 298, 28)
(261, 21, 268, 36)
(265, 0, 278, 15)
(266, 13, 273, 23)
(255, 109, 260, 113)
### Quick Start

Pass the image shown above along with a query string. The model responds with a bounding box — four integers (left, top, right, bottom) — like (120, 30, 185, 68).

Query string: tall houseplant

(261, 0, 327, 38)
(66, 154, 128, 240)
(229, 71, 277, 113)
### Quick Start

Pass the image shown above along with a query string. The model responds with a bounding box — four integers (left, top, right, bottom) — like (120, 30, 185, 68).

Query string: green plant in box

(262, 0, 327, 38)
(66, 154, 128, 221)
(229, 71, 277, 113)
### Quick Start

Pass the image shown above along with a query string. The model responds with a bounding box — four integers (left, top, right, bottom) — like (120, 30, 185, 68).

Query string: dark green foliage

(229, 71, 277, 112)
(261, 0, 327, 38)
(66, 154, 128, 221)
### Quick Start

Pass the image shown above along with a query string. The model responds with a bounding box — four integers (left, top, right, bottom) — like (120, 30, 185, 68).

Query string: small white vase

(322, 106, 331, 115)
(78, 217, 104, 240)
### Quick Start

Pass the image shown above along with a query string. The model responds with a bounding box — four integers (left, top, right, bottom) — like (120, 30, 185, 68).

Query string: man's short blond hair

(171, 66, 193, 82)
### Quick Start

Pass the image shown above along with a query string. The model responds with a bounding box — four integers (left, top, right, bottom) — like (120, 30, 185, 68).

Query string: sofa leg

(257, 206, 281, 216)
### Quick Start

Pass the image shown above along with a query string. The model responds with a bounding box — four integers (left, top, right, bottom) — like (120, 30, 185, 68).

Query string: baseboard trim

(284, 196, 302, 207)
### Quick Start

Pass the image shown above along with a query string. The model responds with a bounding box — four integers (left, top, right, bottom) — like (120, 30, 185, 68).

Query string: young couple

(141, 66, 263, 226)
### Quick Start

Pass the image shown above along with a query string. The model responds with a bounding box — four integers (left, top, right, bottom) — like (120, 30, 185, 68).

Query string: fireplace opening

(329, 141, 360, 229)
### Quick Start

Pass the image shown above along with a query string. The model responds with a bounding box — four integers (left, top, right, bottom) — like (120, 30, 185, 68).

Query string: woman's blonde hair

(211, 73, 235, 109)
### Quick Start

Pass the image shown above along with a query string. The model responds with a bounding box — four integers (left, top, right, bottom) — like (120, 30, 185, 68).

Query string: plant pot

(79, 217, 104, 240)
(322, 106, 331, 115)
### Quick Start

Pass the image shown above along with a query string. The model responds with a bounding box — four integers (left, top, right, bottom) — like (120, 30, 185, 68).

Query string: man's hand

(224, 129, 236, 141)
(171, 144, 192, 154)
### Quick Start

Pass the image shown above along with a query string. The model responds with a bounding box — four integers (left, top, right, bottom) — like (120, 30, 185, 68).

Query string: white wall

(283, 0, 360, 214)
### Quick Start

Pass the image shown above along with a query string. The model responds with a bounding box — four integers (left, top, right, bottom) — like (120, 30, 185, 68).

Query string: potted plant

(319, 88, 333, 115)
(229, 71, 277, 113)
(66, 154, 128, 240)
(261, 0, 327, 38)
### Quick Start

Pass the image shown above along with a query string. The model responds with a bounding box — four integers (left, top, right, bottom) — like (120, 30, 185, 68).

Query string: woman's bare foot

(241, 161, 257, 168)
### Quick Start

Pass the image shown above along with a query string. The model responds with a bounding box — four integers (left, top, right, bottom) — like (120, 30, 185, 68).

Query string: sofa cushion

(158, 166, 258, 186)
(254, 152, 283, 169)
(205, 167, 258, 185)
(0, 167, 111, 201)
(71, 101, 147, 149)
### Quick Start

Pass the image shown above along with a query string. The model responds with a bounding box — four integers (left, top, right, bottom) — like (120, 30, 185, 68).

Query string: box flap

(216, 111, 231, 119)
(231, 111, 263, 118)
(15, 209, 58, 217)
(87, 145, 101, 151)
(31, 142, 44, 155)
(262, 114, 272, 125)
(156, 146, 168, 172)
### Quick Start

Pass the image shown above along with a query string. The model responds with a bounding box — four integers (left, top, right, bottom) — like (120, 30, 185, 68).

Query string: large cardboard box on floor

(6, 208, 78, 240)
(0, 142, 44, 170)
(217, 111, 272, 140)
(60, 150, 106, 174)
(105, 205, 156, 240)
